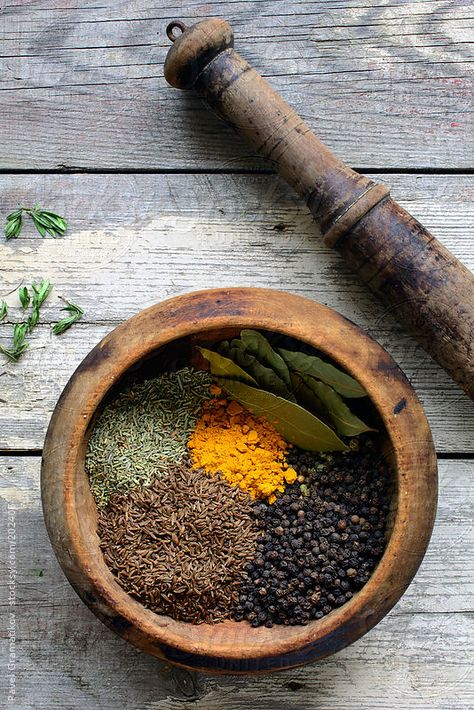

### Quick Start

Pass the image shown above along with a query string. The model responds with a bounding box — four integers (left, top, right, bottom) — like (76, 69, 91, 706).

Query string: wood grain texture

(1, 172, 473, 452)
(164, 17, 474, 396)
(1, 457, 472, 707)
(0, 0, 472, 170)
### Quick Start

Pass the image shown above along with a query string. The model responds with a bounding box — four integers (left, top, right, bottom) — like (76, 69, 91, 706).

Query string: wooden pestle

(164, 18, 474, 400)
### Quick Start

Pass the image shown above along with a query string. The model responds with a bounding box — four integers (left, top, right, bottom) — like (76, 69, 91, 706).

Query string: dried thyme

(0, 278, 52, 362)
(4, 205, 67, 240)
(52, 299, 84, 335)
(86, 367, 213, 506)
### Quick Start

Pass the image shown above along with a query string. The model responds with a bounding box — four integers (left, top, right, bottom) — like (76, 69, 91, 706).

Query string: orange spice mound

(187, 388, 297, 503)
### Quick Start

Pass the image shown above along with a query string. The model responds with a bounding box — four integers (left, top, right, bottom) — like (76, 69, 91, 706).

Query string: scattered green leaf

(0, 321, 29, 362)
(19, 286, 30, 309)
(0, 301, 7, 322)
(216, 377, 348, 452)
(0, 279, 52, 362)
(13, 322, 28, 349)
(4, 214, 22, 239)
(277, 347, 367, 398)
(52, 299, 84, 336)
(4, 206, 67, 240)
(32, 279, 52, 307)
(28, 279, 52, 332)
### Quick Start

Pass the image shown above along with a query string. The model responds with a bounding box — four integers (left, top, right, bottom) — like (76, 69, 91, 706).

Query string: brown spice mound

(98, 462, 259, 624)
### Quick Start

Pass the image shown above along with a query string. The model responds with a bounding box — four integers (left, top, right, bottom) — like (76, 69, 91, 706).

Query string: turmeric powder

(187, 389, 297, 503)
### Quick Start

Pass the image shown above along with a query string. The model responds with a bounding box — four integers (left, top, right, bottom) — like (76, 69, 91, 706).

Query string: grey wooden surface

(0, 0, 472, 170)
(0, 1, 473, 708)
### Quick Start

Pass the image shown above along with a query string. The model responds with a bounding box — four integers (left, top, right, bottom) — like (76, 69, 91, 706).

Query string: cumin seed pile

(98, 461, 259, 623)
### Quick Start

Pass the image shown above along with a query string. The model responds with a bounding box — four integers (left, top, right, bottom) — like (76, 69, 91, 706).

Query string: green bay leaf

(228, 340, 295, 400)
(278, 347, 367, 398)
(197, 346, 257, 385)
(303, 376, 375, 436)
(217, 377, 348, 452)
(240, 329, 291, 385)
(217, 340, 230, 356)
(290, 371, 328, 420)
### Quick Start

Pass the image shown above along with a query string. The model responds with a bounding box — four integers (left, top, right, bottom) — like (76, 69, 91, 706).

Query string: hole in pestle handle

(166, 20, 188, 42)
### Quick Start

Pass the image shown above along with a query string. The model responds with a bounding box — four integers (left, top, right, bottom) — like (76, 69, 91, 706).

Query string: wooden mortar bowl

(41, 288, 437, 674)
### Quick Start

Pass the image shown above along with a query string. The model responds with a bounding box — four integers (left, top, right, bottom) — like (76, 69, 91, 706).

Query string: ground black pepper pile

(234, 439, 390, 627)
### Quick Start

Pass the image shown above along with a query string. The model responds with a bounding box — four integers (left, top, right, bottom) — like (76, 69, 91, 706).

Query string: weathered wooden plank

(0, 0, 472, 170)
(1, 606, 471, 709)
(0, 457, 472, 708)
(1, 172, 473, 452)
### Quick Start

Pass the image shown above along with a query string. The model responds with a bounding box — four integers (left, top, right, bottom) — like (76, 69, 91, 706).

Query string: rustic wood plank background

(1, 0, 472, 169)
(0, 0, 473, 708)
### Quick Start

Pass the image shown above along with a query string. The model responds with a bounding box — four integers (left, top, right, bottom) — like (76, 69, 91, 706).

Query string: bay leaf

(290, 371, 328, 421)
(228, 340, 295, 400)
(216, 377, 348, 452)
(277, 347, 367, 398)
(197, 347, 257, 385)
(217, 340, 231, 356)
(240, 329, 291, 385)
(229, 340, 257, 369)
(303, 376, 375, 436)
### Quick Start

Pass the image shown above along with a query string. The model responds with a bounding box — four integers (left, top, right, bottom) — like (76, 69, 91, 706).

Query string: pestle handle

(164, 18, 474, 399)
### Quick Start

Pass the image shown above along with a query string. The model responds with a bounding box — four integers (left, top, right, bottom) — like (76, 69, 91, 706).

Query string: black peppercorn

(234, 437, 389, 627)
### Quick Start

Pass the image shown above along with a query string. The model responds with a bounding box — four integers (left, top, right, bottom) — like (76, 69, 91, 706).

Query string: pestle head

(164, 18, 234, 90)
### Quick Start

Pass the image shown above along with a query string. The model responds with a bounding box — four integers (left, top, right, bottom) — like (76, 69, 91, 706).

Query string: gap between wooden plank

(0, 168, 473, 176)
(0, 449, 43, 456)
